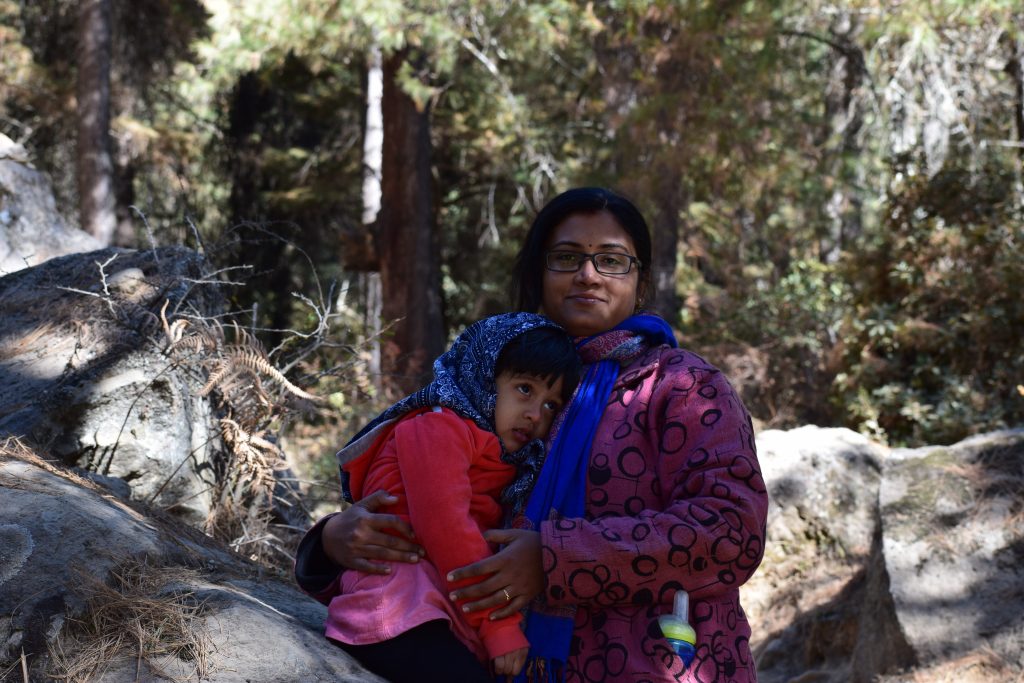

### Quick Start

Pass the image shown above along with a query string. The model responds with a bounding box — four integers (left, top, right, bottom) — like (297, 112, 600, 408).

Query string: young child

(323, 313, 580, 683)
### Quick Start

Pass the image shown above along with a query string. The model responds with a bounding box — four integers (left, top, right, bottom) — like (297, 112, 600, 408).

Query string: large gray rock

(0, 443, 382, 682)
(748, 426, 888, 682)
(0, 133, 101, 275)
(747, 426, 1024, 683)
(0, 246, 223, 524)
(881, 429, 1024, 672)
(757, 426, 883, 563)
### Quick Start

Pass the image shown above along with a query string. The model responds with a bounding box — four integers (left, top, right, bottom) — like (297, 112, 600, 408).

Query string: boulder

(880, 429, 1024, 675)
(0, 441, 383, 682)
(0, 134, 102, 275)
(748, 426, 888, 682)
(0, 246, 223, 525)
(747, 426, 1024, 683)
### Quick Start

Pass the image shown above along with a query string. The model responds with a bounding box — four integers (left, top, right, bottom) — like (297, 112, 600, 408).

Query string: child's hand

(492, 646, 528, 677)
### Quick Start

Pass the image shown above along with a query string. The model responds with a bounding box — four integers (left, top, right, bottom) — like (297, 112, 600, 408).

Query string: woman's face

(540, 211, 640, 337)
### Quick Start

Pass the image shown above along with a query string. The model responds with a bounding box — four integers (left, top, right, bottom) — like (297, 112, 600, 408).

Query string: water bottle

(658, 589, 696, 669)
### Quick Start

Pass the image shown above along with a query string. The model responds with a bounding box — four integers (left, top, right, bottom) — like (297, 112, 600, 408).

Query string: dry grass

(0, 435, 40, 463)
(46, 559, 212, 683)
(0, 436, 98, 493)
(0, 321, 59, 362)
(0, 650, 30, 683)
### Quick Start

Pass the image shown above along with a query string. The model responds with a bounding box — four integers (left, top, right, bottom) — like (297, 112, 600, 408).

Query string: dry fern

(161, 299, 221, 355)
(199, 321, 321, 405)
(162, 305, 320, 405)
(117, 287, 319, 568)
(218, 417, 283, 500)
(161, 311, 317, 565)
(203, 418, 293, 563)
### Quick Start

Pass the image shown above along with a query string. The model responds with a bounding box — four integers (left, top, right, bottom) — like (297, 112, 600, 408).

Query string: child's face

(493, 371, 566, 452)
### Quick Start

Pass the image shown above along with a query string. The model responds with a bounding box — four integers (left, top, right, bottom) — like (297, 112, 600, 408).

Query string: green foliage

(834, 163, 1024, 446)
(736, 260, 848, 352)
(639, 0, 1024, 445)
(4, 0, 1022, 452)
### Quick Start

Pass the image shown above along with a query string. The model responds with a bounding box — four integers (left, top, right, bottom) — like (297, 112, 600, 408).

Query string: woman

(296, 187, 768, 682)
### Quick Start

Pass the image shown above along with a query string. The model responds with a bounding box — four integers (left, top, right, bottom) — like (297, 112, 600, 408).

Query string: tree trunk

(378, 50, 444, 394)
(362, 45, 385, 392)
(1012, 40, 1024, 157)
(1006, 37, 1024, 211)
(649, 161, 682, 324)
(75, 0, 117, 245)
(820, 13, 866, 262)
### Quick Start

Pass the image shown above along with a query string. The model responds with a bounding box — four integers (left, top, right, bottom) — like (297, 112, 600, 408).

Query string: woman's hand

(447, 528, 543, 619)
(492, 646, 529, 678)
(322, 490, 424, 574)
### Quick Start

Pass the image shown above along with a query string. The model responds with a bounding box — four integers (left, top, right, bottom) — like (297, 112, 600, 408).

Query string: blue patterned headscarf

(338, 312, 567, 512)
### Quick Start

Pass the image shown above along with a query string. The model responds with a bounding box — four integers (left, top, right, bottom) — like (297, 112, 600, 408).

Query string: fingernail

(449, 593, 457, 601)
(446, 573, 454, 581)
(409, 554, 419, 562)
(462, 605, 469, 613)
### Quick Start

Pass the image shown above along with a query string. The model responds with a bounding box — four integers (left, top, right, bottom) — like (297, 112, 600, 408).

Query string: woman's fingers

(458, 582, 510, 616)
(481, 527, 519, 546)
(447, 528, 543, 616)
(447, 552, 501, 584)
(321, 490, 424, 572)
(487, 591, 529, 620)
(357, 490, 417, 540)
(447, 528, 532, 582)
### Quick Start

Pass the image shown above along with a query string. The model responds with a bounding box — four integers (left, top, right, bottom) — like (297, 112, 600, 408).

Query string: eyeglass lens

(546, 251, 634, 274)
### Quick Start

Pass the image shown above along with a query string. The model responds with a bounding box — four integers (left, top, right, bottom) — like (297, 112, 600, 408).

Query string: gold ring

(502, 588, 511, 602)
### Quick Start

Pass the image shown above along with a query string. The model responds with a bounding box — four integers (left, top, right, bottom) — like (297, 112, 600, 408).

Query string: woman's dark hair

(495, 326, 581, 404)
(510, 187, 653, 313)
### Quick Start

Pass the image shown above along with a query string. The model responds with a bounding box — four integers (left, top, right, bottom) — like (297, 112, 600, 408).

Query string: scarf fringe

(514, 656, 562, 683)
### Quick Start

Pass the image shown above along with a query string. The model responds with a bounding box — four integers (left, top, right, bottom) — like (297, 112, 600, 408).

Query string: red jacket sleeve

(394, 410, 527, 659)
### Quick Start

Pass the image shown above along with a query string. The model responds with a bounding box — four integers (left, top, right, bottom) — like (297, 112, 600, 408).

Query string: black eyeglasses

(545, 250, 639, 275)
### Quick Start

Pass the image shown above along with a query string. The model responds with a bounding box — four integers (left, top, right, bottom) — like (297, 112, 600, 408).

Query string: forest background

(2, 0, 1022, 493)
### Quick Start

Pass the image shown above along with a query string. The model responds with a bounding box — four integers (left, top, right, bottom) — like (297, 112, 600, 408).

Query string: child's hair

(494, 326, 581, 404)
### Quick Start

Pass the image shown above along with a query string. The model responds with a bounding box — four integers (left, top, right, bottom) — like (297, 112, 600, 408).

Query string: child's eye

(517, 383, 532, 395)
(543, 400, 561, 413)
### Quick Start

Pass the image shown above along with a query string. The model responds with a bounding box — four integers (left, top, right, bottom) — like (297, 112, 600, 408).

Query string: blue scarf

(516, 313, 677, 682)
(338, 312, 563, 512)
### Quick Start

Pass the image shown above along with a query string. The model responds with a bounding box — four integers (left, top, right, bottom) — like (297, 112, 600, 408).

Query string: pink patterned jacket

(542, 344, 768, 683)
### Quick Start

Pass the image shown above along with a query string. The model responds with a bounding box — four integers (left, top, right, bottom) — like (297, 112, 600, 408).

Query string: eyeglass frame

(544, 250, 640, 275)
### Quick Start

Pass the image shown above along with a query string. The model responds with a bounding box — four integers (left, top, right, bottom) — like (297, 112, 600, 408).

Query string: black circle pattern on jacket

(542, 347, 767, 682)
